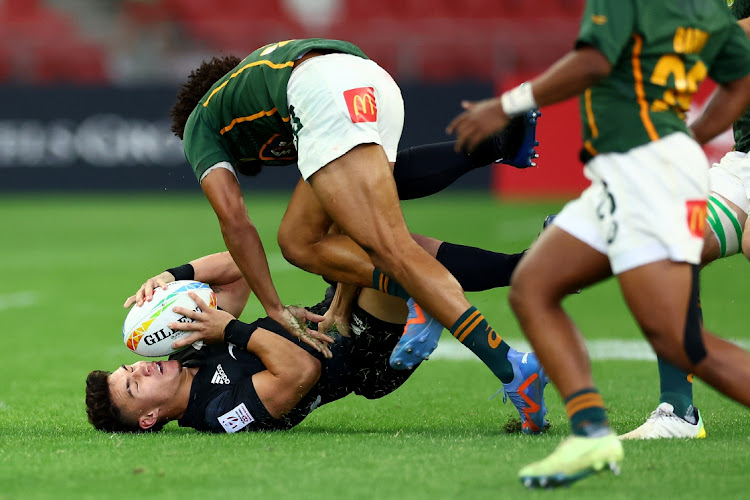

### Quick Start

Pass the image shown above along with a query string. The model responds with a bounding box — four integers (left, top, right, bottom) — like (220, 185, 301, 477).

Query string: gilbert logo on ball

(123, 280, 217, 357)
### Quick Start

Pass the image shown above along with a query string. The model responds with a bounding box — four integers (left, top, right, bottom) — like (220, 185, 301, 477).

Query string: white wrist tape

(500, 82, 537, 117)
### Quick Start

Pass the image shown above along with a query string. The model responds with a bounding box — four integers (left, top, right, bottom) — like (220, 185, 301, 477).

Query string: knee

(277, 226, 311, 269)
(364, 237, 413, 273)
(508, 267, 539, 318)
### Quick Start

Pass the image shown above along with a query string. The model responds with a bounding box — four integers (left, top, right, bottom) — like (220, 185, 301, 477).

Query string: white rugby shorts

(286, 53, 405, 180)
(705, 154, 750, 257)
(553, 132, 709, 275)
(709, 151, 750, 213)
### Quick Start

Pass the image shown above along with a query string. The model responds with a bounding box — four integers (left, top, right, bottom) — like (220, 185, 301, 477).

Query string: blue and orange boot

(502, 349, 549, 434)
(389, 298, 443, 370)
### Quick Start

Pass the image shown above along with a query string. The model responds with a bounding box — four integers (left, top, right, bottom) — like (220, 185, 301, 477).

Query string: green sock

(450, 306, 513, 383)
(656, 291, 700, 423)
(565, 388, 610, 437)
(657, 358, 695, 422)
(371, 269, 410, 301)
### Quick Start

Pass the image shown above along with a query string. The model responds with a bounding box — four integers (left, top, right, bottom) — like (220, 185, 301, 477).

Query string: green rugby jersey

(182, 39, 368, 181)
(729, 0, 750, 152)
(576, 0, 750, 161)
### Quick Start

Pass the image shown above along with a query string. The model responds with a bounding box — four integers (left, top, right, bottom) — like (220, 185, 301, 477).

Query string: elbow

(298, 356, 322, 390)
(578, 46, 612, 85)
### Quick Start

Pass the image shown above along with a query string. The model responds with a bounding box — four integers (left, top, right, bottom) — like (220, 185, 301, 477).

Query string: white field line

(0, 291, 38, 311)
(431, 338, 750, 361)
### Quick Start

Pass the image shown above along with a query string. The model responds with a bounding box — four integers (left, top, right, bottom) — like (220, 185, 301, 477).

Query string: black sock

(393, 142, 482, 200)
(436, 243, 525, 291)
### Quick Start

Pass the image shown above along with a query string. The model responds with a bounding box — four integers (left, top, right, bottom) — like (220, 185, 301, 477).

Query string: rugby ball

(123, 280, 217, 357)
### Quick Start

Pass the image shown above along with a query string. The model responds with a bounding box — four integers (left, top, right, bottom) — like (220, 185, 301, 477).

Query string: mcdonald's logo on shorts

(343, 87, 377, 123)
(685, 199, 707, 238)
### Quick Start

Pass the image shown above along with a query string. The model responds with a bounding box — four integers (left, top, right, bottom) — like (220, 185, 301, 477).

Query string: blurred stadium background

(0, 0, 736, 194)
(0, 0, 598, 194)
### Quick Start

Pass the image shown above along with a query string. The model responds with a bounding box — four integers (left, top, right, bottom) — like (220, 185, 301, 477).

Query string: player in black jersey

(86, 250, 416, 434)
(86, 226, 536, 434)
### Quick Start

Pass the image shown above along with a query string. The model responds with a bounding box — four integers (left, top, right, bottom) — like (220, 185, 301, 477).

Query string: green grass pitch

(1, 192, 749, 499)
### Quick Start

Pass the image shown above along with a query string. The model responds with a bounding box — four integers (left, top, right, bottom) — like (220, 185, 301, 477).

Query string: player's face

(108, 360, 182, 426)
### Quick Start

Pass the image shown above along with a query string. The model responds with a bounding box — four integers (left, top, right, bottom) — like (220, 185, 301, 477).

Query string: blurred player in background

(449, 0, 750, 488)
(622, 0, 750, 440)
(168, 39, 549, 434)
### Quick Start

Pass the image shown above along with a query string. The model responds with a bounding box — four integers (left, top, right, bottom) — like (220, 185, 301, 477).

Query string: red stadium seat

(0, 0, 42, 17)
(185, 17, 299, 54)
(30, 42, 107, 84)
(0, 45, 13, 81)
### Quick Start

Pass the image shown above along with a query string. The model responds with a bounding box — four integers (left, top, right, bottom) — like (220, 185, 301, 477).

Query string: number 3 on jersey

(651, 27, 709, 113)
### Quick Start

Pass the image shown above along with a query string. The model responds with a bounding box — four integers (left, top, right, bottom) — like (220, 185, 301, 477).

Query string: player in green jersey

(168, 39, 549, 434)
(622, 0, 750, 440)
(449, 0, 750, 489)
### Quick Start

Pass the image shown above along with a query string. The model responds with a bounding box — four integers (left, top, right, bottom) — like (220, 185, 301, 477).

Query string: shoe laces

(648, 406, 681, 422)
(489, 387, 528, 411)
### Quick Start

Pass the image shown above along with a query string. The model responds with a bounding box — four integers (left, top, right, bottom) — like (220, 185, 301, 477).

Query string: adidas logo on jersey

(211, 364, 231, 385)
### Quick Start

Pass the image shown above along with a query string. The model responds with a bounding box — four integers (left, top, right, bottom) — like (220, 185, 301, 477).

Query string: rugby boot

(619, 403, 706, 440)
(519, 431, 624, 489)
(389, 298, 443, 370)
(502, 349, 549, 434)
(471, 110, 541, 168)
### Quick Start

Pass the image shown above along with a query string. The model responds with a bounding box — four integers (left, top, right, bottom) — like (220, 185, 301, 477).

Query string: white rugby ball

(123, 280, 217, 357)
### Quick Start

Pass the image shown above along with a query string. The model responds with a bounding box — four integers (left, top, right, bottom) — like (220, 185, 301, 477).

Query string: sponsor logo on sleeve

(218, 403, 254, 433)
(343, 87, 377, 123)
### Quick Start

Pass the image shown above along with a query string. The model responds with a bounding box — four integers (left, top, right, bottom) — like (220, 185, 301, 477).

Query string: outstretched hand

(276, 305, 334, 359)
(169, 292, 235, 349)
(317, 306, 351, 338)
(447, 97, 510, 153)
(123, 271, 174, 308)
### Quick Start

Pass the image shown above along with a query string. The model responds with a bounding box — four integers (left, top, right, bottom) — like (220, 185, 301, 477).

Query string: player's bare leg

(308, 143, 470, 330)
(281, 144, 549, 431)
(619, 261, 750, 407)
(278, 178, 374, 287)
(623, 194, 749, 441)
(510, 226, 622, 487)
(509, 226, 611, 398)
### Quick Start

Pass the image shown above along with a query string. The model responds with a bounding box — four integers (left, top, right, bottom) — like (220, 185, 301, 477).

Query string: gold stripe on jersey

(584, 89, 599, 139)
(584, 140, 598, 157)
(203, 60, 296, 107)
(631, 35, 660, 141)
(220, 108, 291, 135)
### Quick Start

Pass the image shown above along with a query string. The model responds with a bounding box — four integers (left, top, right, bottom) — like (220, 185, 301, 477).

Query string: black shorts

(346, 304, 415, 400)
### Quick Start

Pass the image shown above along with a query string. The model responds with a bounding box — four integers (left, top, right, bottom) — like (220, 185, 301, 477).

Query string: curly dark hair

(85, 370, 166, 433)
(169, 55, 242, 140)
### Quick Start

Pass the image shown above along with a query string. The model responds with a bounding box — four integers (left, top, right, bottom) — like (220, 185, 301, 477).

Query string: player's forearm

(245, 327, 322, 418)
(188, 252, 243, 286)
(326, 282, 359, 334)
(529, 47, 611, 108)
(221, 219, 284, 315)
(247, 328, 319, 374)
(690, 75, 750, 145)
